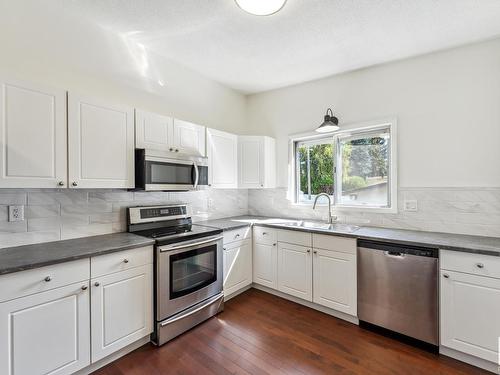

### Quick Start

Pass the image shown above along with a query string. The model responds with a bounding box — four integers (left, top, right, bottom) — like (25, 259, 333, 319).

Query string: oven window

(169, 245, 217, 299)
(147, 161, 194, 185)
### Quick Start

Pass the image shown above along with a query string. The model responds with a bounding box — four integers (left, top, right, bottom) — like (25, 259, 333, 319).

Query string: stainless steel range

(127, 204, 224, 346)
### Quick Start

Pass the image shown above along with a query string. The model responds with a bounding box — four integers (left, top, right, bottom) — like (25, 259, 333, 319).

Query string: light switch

(403, 200, 418, 212)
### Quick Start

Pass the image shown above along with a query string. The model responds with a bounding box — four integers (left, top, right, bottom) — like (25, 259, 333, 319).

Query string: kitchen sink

(278, 220, 360, 233)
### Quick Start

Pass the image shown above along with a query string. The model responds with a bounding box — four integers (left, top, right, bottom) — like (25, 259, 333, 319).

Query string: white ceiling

(43, 1, 500, 93)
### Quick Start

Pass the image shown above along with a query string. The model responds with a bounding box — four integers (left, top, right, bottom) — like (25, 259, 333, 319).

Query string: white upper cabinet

(238, 136, 276, 189)
(173, 119, 206, 156)
(207, 128, 238, 188)
(0, 78, 67, 188)
(135, 109, 173, 151)
(68, 93, 135, 189)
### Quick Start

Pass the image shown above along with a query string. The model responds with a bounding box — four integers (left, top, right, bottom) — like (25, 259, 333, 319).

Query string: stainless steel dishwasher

(357, 240, 439, 345)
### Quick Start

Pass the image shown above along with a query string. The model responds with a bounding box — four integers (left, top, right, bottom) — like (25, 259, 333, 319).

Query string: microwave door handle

(193, 162, 199, 189)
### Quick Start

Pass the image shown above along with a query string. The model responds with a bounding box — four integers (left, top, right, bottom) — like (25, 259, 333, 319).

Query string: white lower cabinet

(313, 248, 357, 315)
(91, 264, 153, 362)
(277, 242, 312, 301)
(0, 282, 90, 375)
(223, 239, 252, 296)
(440, 269, 500, 363)
(253, 242, 278, 289)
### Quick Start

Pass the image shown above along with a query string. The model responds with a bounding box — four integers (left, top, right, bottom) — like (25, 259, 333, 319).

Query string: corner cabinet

(207, 128, 238, 188)
(68, 93, 135, 188)
(238, 136, 276, 188)
(0, 78, 68, 188)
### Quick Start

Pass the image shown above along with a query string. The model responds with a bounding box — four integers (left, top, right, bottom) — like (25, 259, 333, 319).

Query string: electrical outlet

(207, 198, 215, 210)
(8, 205, 24, 222)
(403, 200, 418, 212)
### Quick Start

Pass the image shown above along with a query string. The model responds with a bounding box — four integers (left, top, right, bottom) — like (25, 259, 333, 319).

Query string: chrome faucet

(313, 193, 337, 224)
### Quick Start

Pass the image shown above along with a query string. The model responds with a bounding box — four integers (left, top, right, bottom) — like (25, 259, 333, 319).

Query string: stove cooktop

(133, 224, 222, 246)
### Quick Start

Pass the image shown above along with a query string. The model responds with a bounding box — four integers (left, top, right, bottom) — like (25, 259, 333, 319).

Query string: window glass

(337, 131, 390, 207)
(294, 125, 392, 209)
(296, 140, 334, 203)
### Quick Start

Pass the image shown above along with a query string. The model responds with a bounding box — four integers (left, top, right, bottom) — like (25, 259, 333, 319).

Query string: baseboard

(224, 284, 252, 301)
(440, 346, 499, 374)
(74, 336, 151, 375)
(251, 284, 359, 325)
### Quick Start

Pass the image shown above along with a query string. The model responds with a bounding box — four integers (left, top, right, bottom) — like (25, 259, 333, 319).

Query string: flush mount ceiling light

(316, 108, 340, 133)
(235, 0, 287, 16)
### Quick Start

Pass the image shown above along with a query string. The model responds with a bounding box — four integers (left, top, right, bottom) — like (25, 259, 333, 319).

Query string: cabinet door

(0, 78, 67, 188)
(207, 128, 238, 188)
(91, 265, 153, 362)
(135, 109, 173, 151)
(278, 243, 312, 301)
(313, 249, 357, 315)
(253, 242, 277, 289)
(440, 270, 500, 363)
(68, 93, 135, 188)
(0, 282, 90, 375)
(173, 119, 206, 156)
(223, 240, 252, 296)
(238, 136, 262, 188)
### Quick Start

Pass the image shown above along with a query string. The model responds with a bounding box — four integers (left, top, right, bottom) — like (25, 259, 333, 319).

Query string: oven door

(157, 235, 223, 321)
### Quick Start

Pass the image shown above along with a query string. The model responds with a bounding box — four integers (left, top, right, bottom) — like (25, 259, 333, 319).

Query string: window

(293, 122, 396, 211)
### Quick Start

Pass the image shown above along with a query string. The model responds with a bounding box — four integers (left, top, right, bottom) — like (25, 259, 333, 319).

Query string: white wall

(0, 0, 246, 133)
(246, 38, 500, 188)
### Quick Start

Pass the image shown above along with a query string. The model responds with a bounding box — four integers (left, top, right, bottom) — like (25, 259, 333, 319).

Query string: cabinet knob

(94, 282, 100, 287)
(260, 184, 263, 187)
(443, 273, 450, 279)
(123, 259, 129, 264)
(175, 149, 179, 152)
(476, 263, 484, 269)
(169, 147, 174, 152)
(81, 285, 88, 291)
(44, 276, 52, 282)
(223, 247, 227, 251)
(262, 232, 267, 235)
(72, 181, 78, 187)
(234, 234, 240, 238)
(58, 181, 64, 187)
(307, 249, 311, 253)
(313, 250, 318, 254)
(273, 243, 277, 246)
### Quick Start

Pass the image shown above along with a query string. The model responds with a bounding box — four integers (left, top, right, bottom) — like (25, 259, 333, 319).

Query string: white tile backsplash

(0, 189, 249, 248)
(248, 187, 500, 238)
(0, 186, 498, 249)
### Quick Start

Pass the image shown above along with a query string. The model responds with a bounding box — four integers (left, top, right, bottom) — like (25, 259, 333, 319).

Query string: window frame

(288, 118, 398, 213)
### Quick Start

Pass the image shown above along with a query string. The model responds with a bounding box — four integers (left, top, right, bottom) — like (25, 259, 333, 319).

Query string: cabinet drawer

(91, 246, 153, 278)
(0, 259, 90, 303)
(223, 226, 252, 245)
(277, 229, 311, 247)
(440, 250, 500, 279)
(312, 234, 356, 254)
(253, 226, 277, 245)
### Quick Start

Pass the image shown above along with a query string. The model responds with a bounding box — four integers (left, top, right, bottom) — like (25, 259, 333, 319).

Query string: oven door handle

(160, 292, 224, 327)
(159, 235, 223, 252)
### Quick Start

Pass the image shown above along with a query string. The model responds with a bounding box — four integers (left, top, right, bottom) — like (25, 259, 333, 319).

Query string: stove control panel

(128, 205, 188, 224)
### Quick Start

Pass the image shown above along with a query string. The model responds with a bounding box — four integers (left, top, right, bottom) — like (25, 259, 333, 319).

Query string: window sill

(290, 202, 397, 214)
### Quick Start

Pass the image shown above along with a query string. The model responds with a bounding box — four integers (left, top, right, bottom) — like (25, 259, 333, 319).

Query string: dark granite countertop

(198, 215, 500, 257)
(0, 233, 155, 275)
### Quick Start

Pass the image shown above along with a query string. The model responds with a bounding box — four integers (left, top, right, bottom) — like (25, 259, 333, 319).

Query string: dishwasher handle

(384, 251, 405, 258)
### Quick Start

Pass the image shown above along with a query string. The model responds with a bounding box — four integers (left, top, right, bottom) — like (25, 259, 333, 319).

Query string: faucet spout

(312, 193, 336, 224)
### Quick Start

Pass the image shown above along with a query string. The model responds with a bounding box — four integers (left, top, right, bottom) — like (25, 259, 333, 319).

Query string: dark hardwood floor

(93, 289, 489, 375)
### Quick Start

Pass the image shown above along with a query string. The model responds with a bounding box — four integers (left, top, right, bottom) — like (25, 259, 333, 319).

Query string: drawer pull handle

(443, 273, 450, 279)
(44, 276, 52, 282)
(81, 285, 88, 291)
(476, 263, 484, 269)
(123, 259, 129, 263)
(94, 282, 100, 287)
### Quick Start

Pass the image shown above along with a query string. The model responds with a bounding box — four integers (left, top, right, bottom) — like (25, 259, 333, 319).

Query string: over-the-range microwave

(134, 149, 208, 191)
